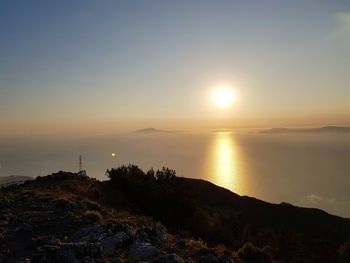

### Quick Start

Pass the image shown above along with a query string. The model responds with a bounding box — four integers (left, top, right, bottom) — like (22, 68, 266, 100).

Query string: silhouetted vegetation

(105, 165, 193, 228)
(84, 210, 103, 223)
(105, 165, 176, 181)
(236, 242, 272, 263)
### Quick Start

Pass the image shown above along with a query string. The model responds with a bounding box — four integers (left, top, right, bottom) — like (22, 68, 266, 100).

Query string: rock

(33, 241, 102, 263)
(176, 238, 188, 248)
(83, 256, 94, 263)
(17, 223, 33, 232)
(0, 214, 9, 225)
(129, 243, 160, 261)
(123, 224, 136, 238)
(199, 254, 217, 263)
(135, 223, 167, 244)
(101, 232, 127, 256)
(135, 227, 150, 243)
(50, 199, 81, 210)
(153, 253, 184, 263)
(155, 223, 167, 243)
(46, 238, 60, 245)
(0, 199, 13, 209)
(72, 225, 107, 242)
(199, 254, 234, 263)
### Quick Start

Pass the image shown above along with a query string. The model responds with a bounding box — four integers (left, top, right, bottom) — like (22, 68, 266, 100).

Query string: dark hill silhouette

(104, 165, 350, 262)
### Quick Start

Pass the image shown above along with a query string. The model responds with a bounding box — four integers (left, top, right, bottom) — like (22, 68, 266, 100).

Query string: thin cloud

(306, 194, 336, 205)
(336, 12, 350, 29)
(304, 194, 350, 217)
(332, 12, 350, 41)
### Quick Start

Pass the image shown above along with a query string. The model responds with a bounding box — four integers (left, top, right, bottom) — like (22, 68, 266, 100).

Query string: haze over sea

(1, 130, 350, 217)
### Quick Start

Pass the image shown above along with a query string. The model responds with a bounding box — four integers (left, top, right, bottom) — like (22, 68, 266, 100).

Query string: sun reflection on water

(206, 132, 245, 195)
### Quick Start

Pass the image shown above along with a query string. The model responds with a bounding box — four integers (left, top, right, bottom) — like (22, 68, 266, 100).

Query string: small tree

(105, 164, 176, 181)
(155, 167, 176, 180)
(146, 168, 155, 178)
(105, 164, 145, 179)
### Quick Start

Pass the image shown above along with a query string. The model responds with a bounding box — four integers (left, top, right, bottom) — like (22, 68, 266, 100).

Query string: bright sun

(211, 85, 236, 108)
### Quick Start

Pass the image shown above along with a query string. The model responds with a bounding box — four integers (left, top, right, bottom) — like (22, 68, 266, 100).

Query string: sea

(1, 131, 350, 217)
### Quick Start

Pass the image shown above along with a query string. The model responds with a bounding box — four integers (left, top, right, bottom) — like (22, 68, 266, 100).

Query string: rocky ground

(2, 168, 349, 262)
(0, 173, 240, 263)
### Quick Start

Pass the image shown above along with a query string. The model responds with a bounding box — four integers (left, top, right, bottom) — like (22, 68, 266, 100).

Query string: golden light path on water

(206, 132, 247, 195)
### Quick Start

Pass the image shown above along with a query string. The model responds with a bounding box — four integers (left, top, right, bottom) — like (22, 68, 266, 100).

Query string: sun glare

(211, 85, 236, 108)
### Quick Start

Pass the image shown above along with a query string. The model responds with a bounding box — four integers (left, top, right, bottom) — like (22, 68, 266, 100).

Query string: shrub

(146, 168, 155, 178)
(236, 242, 272, 263)
(155, 167, 176, 180)
(84, 210, 103, 223)
(83, 199, 100, 210)
(105, 164, 176, 181)
(106, 165, 146, 180)
(187, 238, 207, 249)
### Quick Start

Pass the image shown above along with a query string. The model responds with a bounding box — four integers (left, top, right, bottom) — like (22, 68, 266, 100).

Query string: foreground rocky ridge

(1, 169, 350, 263)
(0, 172, 243, 263)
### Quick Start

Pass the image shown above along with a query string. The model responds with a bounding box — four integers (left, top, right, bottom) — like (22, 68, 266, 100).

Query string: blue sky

(1, 1, 350, 135)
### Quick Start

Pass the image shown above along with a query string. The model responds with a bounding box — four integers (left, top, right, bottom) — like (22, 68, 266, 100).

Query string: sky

(1, 1, 350, 136)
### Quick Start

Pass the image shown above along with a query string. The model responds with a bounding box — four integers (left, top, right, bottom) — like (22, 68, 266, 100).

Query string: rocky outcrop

(129, 243, 161, 261)
(101, 231, 128, 256)
(33, 240, 102, 263)
(153, 253, 184, 263)
(0, 175, 237, 263)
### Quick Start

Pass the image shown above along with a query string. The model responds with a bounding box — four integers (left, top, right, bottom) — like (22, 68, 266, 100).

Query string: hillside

(1, 168, 350, 262)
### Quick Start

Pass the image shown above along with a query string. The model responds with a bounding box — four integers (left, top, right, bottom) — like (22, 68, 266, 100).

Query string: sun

(211, 85, 236, 108)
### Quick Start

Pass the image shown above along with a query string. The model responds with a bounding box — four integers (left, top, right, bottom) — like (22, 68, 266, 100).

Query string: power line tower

(78, 155, 87, 176)
(79, 155, 82, 172)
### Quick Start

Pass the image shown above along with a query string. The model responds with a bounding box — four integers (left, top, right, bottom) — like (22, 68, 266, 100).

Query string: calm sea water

(1, 131, 350, 217)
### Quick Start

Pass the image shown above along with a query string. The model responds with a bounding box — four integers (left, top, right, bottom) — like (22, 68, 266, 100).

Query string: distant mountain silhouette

(261, 126, 350, 134)
(0, 175, 32, 186)
(134, 128, 172, 133)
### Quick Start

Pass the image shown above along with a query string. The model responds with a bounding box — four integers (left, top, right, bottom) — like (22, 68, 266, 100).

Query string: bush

(106, 165, 146, 179)
(83, 199, 100, 210)
(155, 167, 176, 180)
(84, 210, 103, 223)
(105, 164, 176, 181)
(236, 242, 272, 263)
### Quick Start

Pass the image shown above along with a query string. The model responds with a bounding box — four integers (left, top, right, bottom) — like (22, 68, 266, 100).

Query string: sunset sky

(1, 1, 350, 136)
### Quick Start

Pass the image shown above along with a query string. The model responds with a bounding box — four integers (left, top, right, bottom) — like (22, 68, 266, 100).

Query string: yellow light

(205, 132, 246, 195)
(211, 85, 236, 108)
(111, 153, 116, 157)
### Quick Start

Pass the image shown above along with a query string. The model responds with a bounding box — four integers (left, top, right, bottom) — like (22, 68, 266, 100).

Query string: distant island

(134, 128, 173, 133)
(261, 126, 350, 134)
